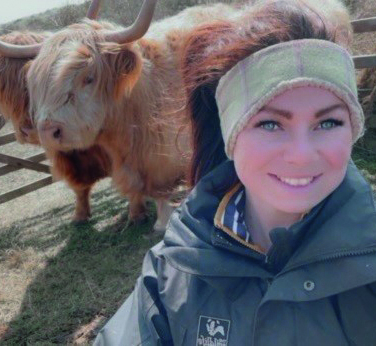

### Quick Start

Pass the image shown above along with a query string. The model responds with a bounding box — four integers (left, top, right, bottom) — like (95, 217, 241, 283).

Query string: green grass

(0, 189, 164, 344)
(352, 127, 376, 175)
(353, 147, 376, 175)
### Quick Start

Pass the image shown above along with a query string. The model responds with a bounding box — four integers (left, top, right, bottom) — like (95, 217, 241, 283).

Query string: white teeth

(278, 176, 314, 186)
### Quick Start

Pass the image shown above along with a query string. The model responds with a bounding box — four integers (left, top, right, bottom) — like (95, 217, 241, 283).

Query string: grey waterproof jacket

(95, 161, 376, 346)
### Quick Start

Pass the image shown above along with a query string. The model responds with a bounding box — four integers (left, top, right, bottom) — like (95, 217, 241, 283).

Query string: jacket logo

(197, 316, 230, 346)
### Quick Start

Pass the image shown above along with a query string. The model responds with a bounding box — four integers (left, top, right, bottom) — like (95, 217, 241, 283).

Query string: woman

(95, 0, 376, 344)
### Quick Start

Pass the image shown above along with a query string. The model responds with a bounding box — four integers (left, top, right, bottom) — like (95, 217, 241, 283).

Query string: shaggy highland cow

(0, 0, 111, 222)
(0, 0, 244, 231)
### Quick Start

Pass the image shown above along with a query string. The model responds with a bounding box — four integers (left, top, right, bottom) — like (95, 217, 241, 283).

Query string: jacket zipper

(278, 246, 376, 276)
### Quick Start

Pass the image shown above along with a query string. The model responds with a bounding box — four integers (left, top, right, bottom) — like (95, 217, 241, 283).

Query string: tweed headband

(215, 39, 365, 159)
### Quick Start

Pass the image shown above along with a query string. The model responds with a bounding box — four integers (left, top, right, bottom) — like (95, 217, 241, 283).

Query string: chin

(274, 201, 319, 215)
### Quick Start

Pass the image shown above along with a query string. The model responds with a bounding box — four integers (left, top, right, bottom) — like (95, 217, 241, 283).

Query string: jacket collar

(162, 160, 376, 297)
(283, 161, 376, 270)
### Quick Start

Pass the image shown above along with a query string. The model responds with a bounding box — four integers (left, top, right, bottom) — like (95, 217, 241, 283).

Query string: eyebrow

(259, 104, 348, 119)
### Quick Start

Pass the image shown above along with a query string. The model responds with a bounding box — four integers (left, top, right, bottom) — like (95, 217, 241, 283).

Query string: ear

(100, 42, 142, 100)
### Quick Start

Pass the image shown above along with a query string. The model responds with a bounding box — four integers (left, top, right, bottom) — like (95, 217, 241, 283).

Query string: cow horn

(0, 0, 103, 58)
(0, 41, 41, 58)
(86, 0, 102, 19)
(104, 0, 157, 43)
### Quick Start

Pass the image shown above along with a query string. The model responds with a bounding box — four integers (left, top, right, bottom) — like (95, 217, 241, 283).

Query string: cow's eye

(83, 76, 94, 85)
(66, 92, 75, 104)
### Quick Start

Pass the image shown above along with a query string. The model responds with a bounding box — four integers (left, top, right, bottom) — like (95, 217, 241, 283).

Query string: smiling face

(233, 86, 353, 217)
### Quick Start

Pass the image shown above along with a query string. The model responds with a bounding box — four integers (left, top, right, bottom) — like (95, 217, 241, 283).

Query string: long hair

(181, 0, 352, 186)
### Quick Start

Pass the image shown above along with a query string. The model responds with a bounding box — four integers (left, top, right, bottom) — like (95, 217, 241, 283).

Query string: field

(0, 0, 376, 344)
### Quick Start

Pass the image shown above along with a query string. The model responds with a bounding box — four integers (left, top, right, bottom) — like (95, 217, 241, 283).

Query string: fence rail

(352, 17, 376, 33)
(0, 176, 53, 204)
(0, 131, 15, 145)
(0, 153, 50, 174)
(0, 152, 46, 176)
(0, 125, 53, 204)
(351, 17, 376, 69)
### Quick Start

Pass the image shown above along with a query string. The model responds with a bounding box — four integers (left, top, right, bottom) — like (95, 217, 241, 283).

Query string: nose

(38, 121, 63, 147)
(283, 134, 319, 165)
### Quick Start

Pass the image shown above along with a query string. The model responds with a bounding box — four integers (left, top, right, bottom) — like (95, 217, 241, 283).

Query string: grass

(352, 141, 376, 197)
(0, 188, 164, 344)
(353, 147, 376, 175)
(353, 117, 376, 176)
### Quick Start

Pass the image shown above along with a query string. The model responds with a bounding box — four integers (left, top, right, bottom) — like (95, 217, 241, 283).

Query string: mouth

(269, 173, 322, 188)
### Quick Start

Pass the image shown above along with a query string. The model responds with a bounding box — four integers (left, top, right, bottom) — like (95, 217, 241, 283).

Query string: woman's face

(233, 86, 352, 215)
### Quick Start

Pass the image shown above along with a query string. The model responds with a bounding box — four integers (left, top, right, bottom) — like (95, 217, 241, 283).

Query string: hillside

(1, 0, 375, 53)
(0, 0, 244, 34)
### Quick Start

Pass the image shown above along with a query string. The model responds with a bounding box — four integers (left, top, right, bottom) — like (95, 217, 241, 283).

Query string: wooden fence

(0, 117, 53, 204)
(0, 16, 376, 205)
(352, 16, 376, 130)
(352, 17, 376, 69)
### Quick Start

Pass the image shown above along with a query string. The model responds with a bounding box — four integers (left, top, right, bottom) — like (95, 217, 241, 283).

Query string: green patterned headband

(215, 39, 364, 159)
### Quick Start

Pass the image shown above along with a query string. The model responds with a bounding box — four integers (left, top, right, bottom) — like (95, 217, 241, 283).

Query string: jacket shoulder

(94, 242, 175, 345)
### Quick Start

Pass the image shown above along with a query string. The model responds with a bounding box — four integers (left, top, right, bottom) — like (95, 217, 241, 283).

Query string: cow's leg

(153, 199, 174, 233)
(128, 193, 147, 222)
(114, 164, 144, 194)
(73, 187, 91, 222)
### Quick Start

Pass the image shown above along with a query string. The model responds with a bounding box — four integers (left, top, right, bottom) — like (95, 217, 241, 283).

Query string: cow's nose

(38, 121, 63, 147)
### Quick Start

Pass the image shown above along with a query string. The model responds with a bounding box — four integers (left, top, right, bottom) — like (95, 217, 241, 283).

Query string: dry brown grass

(350, 0, 376, 55)
(71, 315, 105, 344)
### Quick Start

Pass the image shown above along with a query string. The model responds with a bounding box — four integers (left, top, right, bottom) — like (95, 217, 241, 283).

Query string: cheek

(234, 129, 281, 162)
(233, 133, 271, 182)
(320, 132, 352, 169)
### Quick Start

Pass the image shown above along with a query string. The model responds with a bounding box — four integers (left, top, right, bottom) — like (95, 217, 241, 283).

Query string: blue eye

(318, 119, 344, 130)
(255, 120, 280, 131)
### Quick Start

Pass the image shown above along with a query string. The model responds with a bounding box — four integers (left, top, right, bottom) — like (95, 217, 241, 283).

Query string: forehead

(29, 32, 96, 92)
(266, 86, 346, 111)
